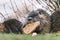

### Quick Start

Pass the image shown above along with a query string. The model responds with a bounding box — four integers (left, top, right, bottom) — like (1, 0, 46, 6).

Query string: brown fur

(51, 10, 60, 32)
(0, 23, 5, 32)
(3, 19, 23, 34)
(27, 9, 51, 33)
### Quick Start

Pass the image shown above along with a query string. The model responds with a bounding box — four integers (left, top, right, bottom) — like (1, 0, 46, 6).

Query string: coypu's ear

(36, 9, 46, 14)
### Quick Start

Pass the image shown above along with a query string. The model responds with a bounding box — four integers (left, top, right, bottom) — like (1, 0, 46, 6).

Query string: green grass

(0, 33, 60, 40)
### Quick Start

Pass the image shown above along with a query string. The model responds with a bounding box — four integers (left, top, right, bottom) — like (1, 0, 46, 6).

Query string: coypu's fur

(3, 19, 23, 34)
(27, 9, 51, 33)
(51, 10, 60, 32)
(0, 23, 5, 32)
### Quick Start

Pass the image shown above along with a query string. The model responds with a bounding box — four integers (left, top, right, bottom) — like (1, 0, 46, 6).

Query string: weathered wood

(0, 0, 59, 23)
(23, 21, 40, 34)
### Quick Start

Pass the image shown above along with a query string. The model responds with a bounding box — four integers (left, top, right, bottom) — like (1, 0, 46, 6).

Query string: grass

(0, 33, 60, 40)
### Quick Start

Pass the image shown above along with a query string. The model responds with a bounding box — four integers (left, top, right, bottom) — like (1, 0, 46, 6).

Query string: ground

(0, 33, 60, 40)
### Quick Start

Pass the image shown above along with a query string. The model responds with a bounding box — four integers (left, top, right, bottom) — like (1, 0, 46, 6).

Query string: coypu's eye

(28, 17, 32, 21)
(39, 12, 42, 14)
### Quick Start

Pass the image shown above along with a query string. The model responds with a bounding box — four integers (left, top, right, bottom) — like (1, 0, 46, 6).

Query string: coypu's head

(28, 9, 50, 22)
(27, 9, 51, 33)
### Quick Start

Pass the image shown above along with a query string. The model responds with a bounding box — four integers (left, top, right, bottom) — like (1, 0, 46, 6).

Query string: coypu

(3, 19, 23, 34)
(51, 10, 60, 32)
(27, 9, 51, 34)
